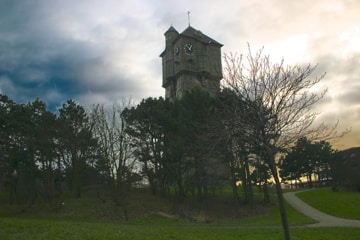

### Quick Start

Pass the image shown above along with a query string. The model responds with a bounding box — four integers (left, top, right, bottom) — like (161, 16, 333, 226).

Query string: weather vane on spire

(187, 11, 191, 27)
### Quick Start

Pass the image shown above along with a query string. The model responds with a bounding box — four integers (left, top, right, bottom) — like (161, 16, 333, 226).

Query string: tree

(173, 88, 223, 200)
(1, 96, 105, 205)
(217, 90, 270, 205)
(58, 100, 97, 198)
(312, 140, 333, 183)
(4, 100, 42, 204)
(250, 155, 272, 203)
(122, 97, 168, 196)
(222, 46, 339, 240)
(162, 89, 228, 200)
(123, 90, 227, 201)
(279, 153, 303, 187)
(0, 94, 18, 203)
(279, 137, 334, 188)
(90, 100, 135, 220)
(28, 98, 58, 203)
(161, 97, 192, 198)
(215, 90, 243, 203)
(0, 96, 58, 204)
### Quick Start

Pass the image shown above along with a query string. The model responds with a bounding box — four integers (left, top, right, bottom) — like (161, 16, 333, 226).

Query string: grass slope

(1, 187, 360, 239)
(0, 187, 314, 226)
(296, 187, 360, 220)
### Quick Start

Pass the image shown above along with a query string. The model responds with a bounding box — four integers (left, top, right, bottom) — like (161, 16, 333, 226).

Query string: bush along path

(283, 190, 360, 227)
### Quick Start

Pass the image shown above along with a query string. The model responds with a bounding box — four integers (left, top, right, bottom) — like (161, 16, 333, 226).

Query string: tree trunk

(230, 162, 239, 202)
(176, 176, 186, 199)
(144, 162, 157, 195)
(244, 157, 254, 207)
(239, 155, 249, 203)
(263, 182, 270, 204)
(307, 174, 313, 188)
(269, 157, 290, 240)
(195, 160, 206, 201)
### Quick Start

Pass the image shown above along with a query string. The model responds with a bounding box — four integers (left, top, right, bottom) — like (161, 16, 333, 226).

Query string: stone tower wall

(161, 26, 223, 99)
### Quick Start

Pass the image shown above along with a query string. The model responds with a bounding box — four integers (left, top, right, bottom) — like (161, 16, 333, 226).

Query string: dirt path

(283, 190, 360, 227)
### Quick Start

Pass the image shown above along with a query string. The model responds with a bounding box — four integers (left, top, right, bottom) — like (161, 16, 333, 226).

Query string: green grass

(0, 194, 335, 240)
(1, 186, 360, 239)
(1, 217, 360, 240)
(296, 187, 360, 220)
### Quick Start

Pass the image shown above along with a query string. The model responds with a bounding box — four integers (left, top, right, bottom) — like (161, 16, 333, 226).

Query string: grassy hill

(296, 187, 360, 220)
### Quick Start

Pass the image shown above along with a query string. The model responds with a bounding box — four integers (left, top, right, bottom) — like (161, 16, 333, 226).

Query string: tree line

(0, 89, 340, 203)
(0, 97, 96, 204)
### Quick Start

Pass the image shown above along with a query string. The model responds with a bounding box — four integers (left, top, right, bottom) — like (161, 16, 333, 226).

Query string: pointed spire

(187, 11, 191, 27)
(165, 25, 178, 34)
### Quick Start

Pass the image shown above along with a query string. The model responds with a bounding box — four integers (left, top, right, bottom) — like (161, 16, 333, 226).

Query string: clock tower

(160, 25, 223, 99)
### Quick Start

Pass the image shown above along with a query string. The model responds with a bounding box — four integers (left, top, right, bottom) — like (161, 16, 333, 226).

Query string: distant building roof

(340, 147, 360, 155)
(339, 147, 360, 163)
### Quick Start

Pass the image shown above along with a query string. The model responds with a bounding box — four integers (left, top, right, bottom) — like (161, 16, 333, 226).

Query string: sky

(0, 0, 359, 149)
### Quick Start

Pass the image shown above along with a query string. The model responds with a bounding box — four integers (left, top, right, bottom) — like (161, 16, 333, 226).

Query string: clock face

(183, 43, 194, 55)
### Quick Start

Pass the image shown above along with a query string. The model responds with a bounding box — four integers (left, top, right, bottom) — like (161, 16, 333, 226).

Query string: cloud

(339, 91, 360, 106)
(0, 0, 167, 110)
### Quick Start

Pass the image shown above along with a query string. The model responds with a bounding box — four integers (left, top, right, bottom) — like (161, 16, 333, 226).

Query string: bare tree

(222, 46, 345, 240)
(90, 99, 135, 220)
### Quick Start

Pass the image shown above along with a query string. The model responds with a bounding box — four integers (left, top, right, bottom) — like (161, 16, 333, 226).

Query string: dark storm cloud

(0, 2, 75, 103)
(0, 0, 150, 111)
(0, 34, 97, 109)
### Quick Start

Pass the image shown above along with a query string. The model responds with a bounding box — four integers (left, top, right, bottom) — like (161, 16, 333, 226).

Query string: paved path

(283, 190, 360, 227)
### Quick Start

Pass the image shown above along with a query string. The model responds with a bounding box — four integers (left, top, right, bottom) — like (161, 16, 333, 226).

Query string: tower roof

(164, 25, 179, 35)
(180, 26, 223, 47)
(160, 25, 223, 57)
